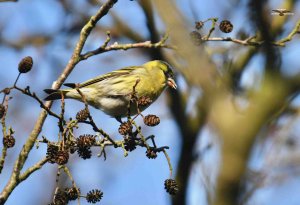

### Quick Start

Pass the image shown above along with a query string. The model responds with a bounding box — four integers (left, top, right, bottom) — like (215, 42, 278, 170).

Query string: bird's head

(151, 60, 177, 90)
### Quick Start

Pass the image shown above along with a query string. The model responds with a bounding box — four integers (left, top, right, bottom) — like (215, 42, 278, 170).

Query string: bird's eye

(166, 72, 173, 79)
(168, 70, 174, 77)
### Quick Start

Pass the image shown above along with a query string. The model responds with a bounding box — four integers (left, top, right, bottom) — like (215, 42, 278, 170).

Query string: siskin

(44, 60, 177, 122)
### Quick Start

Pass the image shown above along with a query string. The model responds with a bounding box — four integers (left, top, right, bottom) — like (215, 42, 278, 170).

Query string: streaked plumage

(44, 60, 177, 121)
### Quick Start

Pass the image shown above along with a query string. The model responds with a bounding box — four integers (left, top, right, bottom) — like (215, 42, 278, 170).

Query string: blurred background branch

(0, 0, 17, 2)
(0, 0, 300, 205)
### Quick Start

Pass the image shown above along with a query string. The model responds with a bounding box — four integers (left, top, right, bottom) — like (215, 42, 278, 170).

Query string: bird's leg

(115, 117, 123, 123)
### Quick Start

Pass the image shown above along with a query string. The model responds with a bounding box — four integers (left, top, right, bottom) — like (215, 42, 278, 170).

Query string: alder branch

(80, 33, 174, 60)
(0, 0, 118, 203)
(13, 86, 61, 120)
(275, 19, 300, 46)
(202, 20, 300, 47)
(0, 148, 7, 174)
(225, 0, 297, 91)
(19, 158, 48, 181)
(203, 36, 261, 46)
(0, 96, 11, 174)
(203, 18, 218, 40)
(1, 0, 174, 203)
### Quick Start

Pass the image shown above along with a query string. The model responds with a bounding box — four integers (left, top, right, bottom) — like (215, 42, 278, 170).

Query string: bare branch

(0, 148, 7, 174)
(202, 36, 261, 46)
(0, 1, 118, 203)
(19, 158, 48, 181)
(80, 33, 174, 60)
(275, 19, 300, 46)
(202, 19, 300, 47)
(0, 96, 11, 174)
(13, 86, 61, 120)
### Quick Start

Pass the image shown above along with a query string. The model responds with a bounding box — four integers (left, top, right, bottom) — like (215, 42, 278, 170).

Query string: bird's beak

(167, 77, 177, 89)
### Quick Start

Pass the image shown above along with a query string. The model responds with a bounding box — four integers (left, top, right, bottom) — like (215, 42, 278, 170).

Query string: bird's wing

(75, 66, 140, 88)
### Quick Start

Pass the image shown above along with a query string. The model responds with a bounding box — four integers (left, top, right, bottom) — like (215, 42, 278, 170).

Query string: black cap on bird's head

(154, 60, 177, 90)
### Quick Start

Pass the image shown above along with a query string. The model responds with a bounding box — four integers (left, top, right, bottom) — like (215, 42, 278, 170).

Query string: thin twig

(162, 149, 173, 178)
(120, 142, 129, 157)
(98, 144, 107, 160)
(58, 93, 66, 135)
(202, 20, 300, 47)
(61, 166, 81, 205)
(203, 36, 261, 46)
(80, 33, 174, 60)
(131, 121, 150, 149)
(13, 86, 61, 119)
(0, 1, 118, 203)
(1, 72, 20, 104)
(0, 96, 10, 174)
(0, 148, 7, 174)
(100, 31, 111, 49)
(204, 18, 218, 40)
(275, 19, 300, 46)
(51, 166, 64, 204)
(127, 79, 140, 119)
(13, 73, 21, 87)
(19, 158, 48, 181)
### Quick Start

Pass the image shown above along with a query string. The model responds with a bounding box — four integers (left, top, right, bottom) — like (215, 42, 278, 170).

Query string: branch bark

(0, 0, 118, 203)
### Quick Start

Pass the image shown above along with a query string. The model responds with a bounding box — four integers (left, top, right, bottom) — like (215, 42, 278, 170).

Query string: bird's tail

(44, 89, 69, 101)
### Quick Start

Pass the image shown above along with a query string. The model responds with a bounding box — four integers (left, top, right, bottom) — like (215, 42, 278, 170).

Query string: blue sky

(1, 0, 300, 205)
